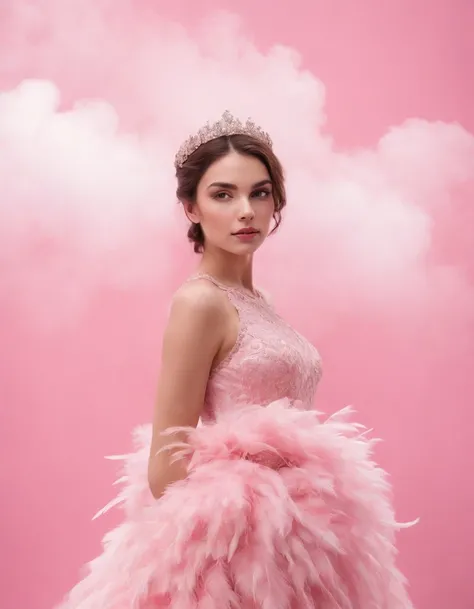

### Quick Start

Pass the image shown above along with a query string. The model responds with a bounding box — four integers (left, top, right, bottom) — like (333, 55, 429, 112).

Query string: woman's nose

(238, 198, 255, 220)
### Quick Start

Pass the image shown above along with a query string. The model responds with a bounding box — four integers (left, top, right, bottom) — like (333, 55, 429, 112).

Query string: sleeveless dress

(56, 274, 415, 609)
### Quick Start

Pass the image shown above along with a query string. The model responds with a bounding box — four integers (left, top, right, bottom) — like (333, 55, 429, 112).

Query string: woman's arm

(147, 281, 226, 499)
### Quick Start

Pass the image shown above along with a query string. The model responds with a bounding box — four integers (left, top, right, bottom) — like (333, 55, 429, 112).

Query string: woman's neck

(197, 250, 254, 291)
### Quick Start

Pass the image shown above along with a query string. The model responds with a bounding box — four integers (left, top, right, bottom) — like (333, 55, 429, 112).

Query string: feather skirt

(56, 400, 416, 609)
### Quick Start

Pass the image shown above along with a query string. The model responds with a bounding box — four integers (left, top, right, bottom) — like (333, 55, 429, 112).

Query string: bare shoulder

(171, 278, 227, 316)
(165, 279, 229, 339)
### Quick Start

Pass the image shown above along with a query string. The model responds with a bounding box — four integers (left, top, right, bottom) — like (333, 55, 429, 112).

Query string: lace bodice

(189, 274, 323, 421)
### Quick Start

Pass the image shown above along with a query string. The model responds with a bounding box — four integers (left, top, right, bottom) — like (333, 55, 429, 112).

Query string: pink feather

(57, 400, 416, 609)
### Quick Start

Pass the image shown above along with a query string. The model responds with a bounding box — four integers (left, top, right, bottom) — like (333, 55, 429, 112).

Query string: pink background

(1, 1, 473, 609)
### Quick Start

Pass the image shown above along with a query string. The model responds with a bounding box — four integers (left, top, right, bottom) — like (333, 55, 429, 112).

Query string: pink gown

(57, 274, 415, 609)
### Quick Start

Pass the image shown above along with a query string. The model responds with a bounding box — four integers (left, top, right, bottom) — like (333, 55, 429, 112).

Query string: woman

(58, 111, 415, 609)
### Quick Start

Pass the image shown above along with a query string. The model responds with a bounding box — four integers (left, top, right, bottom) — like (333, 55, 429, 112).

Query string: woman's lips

(232, 230, 260, 241)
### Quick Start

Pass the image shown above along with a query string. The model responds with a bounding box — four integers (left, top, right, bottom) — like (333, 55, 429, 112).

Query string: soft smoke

(1, 2, 473, 330)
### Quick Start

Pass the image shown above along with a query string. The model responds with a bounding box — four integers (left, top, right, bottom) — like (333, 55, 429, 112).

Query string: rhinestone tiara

(174, 110, 273, 169)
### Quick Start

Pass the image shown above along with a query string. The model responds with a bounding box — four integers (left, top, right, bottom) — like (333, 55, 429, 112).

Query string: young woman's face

(187, 151, 275, 256)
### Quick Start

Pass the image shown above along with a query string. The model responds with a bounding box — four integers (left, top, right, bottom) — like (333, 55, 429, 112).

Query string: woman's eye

(214, 192, 231, 200)
(252, 189, 271, 198)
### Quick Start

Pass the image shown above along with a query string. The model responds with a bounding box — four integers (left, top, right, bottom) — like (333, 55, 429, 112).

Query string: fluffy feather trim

(58, 400, 416, 609)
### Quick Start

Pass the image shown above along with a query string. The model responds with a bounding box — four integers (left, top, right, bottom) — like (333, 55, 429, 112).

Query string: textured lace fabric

(188, 274, 323, 421)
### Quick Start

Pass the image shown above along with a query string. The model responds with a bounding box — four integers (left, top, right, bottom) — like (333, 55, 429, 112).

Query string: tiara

(174, 110, 273, 168)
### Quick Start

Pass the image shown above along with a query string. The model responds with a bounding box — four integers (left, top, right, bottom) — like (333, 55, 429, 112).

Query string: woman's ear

(182, 200, 200, 225)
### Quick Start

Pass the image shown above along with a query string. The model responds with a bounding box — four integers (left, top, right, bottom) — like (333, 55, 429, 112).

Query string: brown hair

(175, 134, 286, 253)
